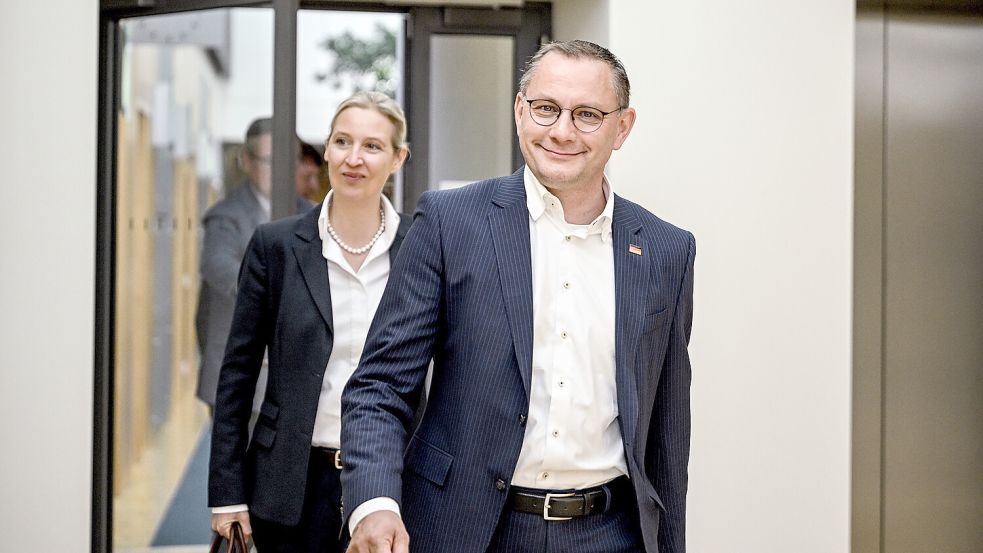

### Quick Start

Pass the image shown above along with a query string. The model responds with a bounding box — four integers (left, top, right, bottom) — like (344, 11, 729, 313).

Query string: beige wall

(0, 0, 98, 550)
(555, 2, 855, 551)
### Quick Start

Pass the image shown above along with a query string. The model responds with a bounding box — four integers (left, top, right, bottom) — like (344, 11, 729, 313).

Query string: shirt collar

(522, 166, 615, 243)
(318, 190, 400, 269)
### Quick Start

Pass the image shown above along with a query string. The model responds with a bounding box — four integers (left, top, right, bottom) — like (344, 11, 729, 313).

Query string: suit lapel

(488, 172, 534, 400)
(612, 196, 647, 448)
(389, 214, 411, 263)
(293, 207, 333, 332)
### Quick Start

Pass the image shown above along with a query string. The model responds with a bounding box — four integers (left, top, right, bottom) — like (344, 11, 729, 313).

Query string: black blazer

(208, 203, 411, 526)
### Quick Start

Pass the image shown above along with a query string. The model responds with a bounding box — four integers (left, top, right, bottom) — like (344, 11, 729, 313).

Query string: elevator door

(854, 9, 983, 553)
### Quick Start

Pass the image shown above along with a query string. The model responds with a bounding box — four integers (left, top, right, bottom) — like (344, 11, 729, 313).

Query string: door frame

(403, 3, 550, 211)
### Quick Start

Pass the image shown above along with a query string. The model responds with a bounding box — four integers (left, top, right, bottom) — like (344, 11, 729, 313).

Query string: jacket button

(495, 479, 507, 491)
(518, 414, 527, 427)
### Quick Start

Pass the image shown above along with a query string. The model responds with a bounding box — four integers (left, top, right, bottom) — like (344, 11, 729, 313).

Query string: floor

(113, 392, 212, 552)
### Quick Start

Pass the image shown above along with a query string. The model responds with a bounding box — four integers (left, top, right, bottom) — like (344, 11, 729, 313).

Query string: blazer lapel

(389, 214, 411, 263)
(293, 206, 333, 332)
(488, 172, 534, 400)
(612, 196, 648, 448)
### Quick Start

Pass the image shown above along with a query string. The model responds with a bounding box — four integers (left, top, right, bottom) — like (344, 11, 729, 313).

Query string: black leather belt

(508, 475, 632, 520)
(313, 447, 343, 470)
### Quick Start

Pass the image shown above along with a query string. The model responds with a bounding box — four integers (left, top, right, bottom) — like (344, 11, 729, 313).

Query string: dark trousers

(251, 449, 344, 553)
(486, 485, 644, 553)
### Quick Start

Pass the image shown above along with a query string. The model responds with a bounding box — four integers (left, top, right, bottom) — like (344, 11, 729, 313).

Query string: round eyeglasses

(524, 98, 623, 133)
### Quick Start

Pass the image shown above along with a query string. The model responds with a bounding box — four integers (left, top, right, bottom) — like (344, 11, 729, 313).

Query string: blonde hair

(328, 91, 409, 153)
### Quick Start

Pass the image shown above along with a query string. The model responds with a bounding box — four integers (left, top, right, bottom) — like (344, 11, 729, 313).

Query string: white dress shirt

(214, 191, 399, 515)
(312, 191, 400, 448)
(511, 166, 627, 489)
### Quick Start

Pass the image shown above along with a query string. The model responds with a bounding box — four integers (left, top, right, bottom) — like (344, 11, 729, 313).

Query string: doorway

(93, 1, 549, 551)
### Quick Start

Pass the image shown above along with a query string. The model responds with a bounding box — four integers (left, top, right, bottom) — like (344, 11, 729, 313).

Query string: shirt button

(518, 414, 527, 426)
(560, 331, 568, 339)
(558, 380, 565, 387)
(564, 236, 571, 241)
(495, 478, 507, 491)
(542, 472, 550, 479)
(563, 281, 571, 289)
(552, 430, 559, 438)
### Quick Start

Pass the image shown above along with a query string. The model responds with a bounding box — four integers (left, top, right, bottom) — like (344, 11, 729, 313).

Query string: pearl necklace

(326, 207, 385, 255)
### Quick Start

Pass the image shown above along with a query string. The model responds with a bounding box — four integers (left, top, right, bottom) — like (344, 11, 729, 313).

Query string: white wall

(0, 0, 98, 549)
(555, 1, 855, 551)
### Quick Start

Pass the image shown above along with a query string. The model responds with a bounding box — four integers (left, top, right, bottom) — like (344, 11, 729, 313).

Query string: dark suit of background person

(196, 121, 319, 412)
(196, 118, 274, 410)
(341, 41, 695, 553)
(209, 92, 412, 553)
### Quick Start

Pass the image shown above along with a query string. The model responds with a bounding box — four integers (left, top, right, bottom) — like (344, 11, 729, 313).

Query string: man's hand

(347, 510, 410, 553)
(212, 511, 252, 541)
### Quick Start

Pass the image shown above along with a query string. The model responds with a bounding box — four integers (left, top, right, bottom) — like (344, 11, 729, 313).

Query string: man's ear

(612, 107, 637, 151)
(514, 93, 525, 131)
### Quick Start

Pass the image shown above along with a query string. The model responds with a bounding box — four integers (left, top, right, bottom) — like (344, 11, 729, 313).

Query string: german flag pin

(628, 244, 643, 256)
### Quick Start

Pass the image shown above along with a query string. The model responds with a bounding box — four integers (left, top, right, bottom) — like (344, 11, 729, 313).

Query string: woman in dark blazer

(208, 91, 412, 553)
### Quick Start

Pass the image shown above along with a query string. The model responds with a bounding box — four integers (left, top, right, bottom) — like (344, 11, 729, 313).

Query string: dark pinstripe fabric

(341, 168, 695, 553)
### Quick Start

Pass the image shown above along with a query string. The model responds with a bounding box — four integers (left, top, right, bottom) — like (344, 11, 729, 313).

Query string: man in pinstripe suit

(341, 40, 695, 553)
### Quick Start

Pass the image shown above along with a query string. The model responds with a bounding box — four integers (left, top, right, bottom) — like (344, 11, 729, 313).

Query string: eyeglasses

(523, 98, 623, 133)
(248, 150, 272, 165)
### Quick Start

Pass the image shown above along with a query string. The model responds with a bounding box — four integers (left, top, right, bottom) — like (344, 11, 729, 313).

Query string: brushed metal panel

(883, 12, 983, 553)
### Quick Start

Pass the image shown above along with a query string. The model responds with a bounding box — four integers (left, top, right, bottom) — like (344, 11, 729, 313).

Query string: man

(341, 40, 695, 553)
(196, 117, 274, 410)
(296, 141, 325, 205)
(195, 121, 320, 410)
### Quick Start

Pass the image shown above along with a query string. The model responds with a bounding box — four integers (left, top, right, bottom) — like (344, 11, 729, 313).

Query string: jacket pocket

(405, 435, 453, 487)
(259, 401, 279, 421)
(640, 307, 669, 336)
(252, 422, 276, 449)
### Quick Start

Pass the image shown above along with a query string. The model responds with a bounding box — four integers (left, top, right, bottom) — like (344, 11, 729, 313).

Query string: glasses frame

(523, 97, 624, 133)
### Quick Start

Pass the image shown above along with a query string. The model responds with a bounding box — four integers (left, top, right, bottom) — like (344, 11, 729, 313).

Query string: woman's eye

(366, 143, 382, 151)
(333, 137, 349, 146)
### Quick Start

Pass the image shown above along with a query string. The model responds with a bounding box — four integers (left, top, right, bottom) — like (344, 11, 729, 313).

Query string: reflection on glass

(113, 7, 274, 550)
(429, 35, 514, 190)
(296, 10, 406, 206)
(112, 7, 406, 551)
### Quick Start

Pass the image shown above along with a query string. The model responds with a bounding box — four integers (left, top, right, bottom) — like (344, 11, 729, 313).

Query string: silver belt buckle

(334, 450, 343, 470)
(543, 492, 574, 521)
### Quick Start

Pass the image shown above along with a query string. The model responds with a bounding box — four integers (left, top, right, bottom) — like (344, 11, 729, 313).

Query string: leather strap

(508, 476, 632, 519)
(209, 520, 248, 553)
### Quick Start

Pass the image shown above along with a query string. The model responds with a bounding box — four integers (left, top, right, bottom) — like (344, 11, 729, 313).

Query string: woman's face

(325, 107, 407, 203)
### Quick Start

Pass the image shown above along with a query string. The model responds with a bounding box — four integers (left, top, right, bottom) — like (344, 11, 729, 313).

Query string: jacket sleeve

(340, 191, 444, 522)
(207, 226, 271, 507)
(655, 231, 695, 553)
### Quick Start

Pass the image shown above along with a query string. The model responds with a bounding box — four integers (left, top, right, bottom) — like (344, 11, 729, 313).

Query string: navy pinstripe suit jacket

(341, 168, 695, 552)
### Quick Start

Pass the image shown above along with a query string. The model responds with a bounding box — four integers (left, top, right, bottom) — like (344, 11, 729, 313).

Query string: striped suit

(341, 168, 695, 552)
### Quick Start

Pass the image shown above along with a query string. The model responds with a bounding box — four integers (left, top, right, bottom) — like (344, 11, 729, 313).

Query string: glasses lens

(572, 107, 604, 132)
(529, 100, 561, 125)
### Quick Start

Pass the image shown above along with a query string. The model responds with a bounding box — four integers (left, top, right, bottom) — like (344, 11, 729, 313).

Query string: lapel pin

(628, 244, 643, 256)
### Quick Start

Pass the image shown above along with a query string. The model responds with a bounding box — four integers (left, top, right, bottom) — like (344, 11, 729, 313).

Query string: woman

(208, 91, 411, 553)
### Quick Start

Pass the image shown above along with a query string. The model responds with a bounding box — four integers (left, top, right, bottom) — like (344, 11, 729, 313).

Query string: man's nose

(549, 111, 578, 140)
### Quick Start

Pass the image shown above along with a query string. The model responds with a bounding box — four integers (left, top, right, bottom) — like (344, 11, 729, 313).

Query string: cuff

(348, 497, 400, 535)
(211, 504, 248, 514)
